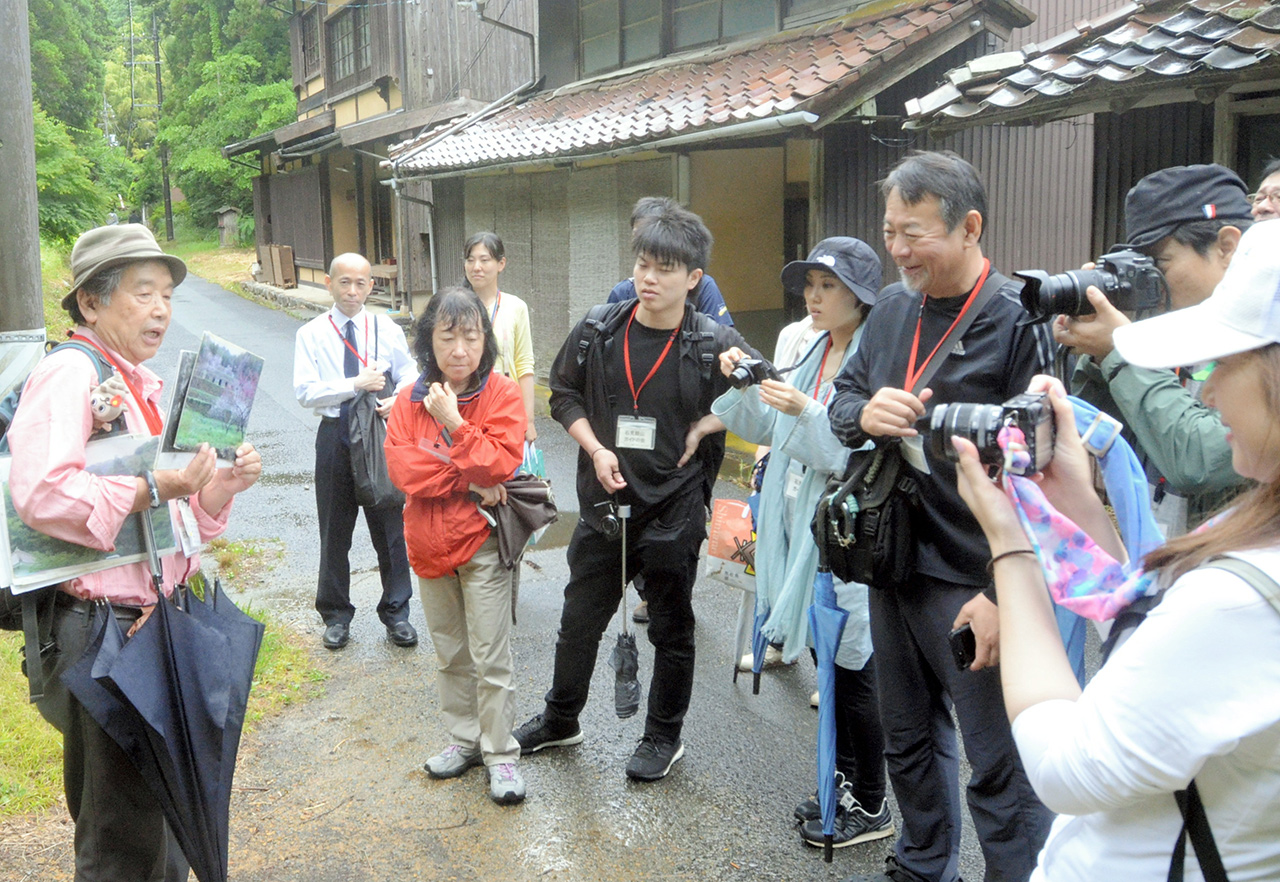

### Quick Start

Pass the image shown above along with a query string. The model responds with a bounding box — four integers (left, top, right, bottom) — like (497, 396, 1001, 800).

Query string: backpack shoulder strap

(1202, 556, 1280, 616)
(51, 339, 115, 383)
(575, 302, 623, 365)
(682, 309, 720, 380)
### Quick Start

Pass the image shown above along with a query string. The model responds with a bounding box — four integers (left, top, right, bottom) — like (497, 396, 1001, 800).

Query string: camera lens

(727, 364, 754, 390)
(928, 403, 1006, 465)
(1016, 269, 1109, 323)
(599, 514, 620, 537)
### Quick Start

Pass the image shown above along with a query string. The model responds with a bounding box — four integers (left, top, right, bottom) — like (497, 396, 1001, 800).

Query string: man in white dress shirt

(293, 253, 419, 649)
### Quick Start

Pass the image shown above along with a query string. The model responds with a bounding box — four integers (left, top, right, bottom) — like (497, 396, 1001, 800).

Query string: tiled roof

(905, 0, 1280, 132)
(388, 0, 1031, 174)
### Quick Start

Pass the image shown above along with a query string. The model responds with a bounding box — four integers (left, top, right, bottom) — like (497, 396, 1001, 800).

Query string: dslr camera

(927, 392, 1055, 476)
(594, 499, 622, 537)
(727, 357, 783, 390)
(1015, 247, 1168, 324)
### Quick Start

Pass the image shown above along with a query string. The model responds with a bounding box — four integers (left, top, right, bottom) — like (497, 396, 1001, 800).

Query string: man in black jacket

(513, 204, 759, 781)
(828, 152, 1056, 882)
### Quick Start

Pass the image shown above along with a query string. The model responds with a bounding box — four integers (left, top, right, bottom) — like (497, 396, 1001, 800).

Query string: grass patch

(0, 540, 324, 819)
(159, 219, 255, 293)
(0, 634, 64, 816)
(40, 241, 74, 341)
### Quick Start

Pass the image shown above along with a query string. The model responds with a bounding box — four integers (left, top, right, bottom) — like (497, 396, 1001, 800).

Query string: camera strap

(906, 262, 1005, 396)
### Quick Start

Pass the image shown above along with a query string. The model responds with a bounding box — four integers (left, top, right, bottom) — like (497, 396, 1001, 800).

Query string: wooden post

(0, 0, 47, 396)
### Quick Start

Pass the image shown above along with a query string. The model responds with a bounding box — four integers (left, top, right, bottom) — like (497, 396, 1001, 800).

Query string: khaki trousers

(418, 535, 520, 764)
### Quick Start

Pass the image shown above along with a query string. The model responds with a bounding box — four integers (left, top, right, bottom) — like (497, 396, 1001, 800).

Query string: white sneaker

(737, 645, 789, 672)
(488, 762, 526, 805)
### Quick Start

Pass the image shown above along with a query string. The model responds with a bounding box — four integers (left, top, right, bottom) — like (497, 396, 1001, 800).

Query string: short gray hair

(68, 265, 126, 325)
(880, 151, 988, 236)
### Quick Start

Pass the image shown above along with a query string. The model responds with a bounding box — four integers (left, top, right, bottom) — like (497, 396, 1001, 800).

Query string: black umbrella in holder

(607, 503, 640, 719)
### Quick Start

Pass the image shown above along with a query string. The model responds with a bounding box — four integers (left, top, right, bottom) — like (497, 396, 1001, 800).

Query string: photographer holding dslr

(1052, 164, 1253, 536)
(951, 219, 1280, 880)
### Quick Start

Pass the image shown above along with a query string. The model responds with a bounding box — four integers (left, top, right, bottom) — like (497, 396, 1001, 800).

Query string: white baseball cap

(1114, 218, 1280, 369)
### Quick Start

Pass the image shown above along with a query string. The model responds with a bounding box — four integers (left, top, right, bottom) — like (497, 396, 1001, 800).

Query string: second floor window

(580, 0, 777, 75)
(328, 6, 371, 89)
(302, 9, 322, 79)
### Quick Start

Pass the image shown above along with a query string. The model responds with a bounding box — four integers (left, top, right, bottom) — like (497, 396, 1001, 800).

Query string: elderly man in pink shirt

(7, 224, 262, 882)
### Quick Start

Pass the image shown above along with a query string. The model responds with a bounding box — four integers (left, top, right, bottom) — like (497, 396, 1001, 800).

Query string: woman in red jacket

(385, 287, 527, 805)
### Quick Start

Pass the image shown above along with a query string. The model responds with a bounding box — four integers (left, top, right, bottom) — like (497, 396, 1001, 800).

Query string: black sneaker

(513, 713, 584, 755)
(802, 797, 894, 849)
(795, 772, 850, 822)
(838, 855, 926, 882)
(625, 734, 684, 781)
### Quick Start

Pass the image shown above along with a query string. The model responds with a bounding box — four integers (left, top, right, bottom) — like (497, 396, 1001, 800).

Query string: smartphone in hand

(949, 623, 976, 671)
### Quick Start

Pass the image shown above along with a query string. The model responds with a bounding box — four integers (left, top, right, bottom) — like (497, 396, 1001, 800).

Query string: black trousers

(38, 604, 190, 882)
(314, 417, 412, 627)
(833, 655, 887, 807)
(870, 575, 1052, 882)
(543, 485, 705, 742)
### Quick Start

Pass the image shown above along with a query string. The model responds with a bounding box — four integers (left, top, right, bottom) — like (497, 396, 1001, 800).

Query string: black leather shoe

(322, 622, 350, 650)
(387, 620, 418, 647)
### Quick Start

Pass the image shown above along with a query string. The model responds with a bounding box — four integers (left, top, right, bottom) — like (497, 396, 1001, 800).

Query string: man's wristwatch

(143, 470, 162, 509)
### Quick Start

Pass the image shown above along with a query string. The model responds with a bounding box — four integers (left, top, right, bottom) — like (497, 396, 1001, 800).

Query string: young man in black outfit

(514, 205, 760, 781)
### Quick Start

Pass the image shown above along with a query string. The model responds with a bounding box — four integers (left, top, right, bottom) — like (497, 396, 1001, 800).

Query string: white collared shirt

(293, 305, 417, 418)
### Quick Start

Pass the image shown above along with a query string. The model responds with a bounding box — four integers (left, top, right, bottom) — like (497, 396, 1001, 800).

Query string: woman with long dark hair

(953, 221, 1280, 879)
(385, 287, 527, 804)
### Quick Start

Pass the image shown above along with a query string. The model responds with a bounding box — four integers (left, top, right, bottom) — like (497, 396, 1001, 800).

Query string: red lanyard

(623, 308, 679, 412)
(813, 336, 833, 401)
(904, 259, 990, 392)
(71, 333, 163, 436)
(329, 314, 369, 368)
(489, 291, 501, 324)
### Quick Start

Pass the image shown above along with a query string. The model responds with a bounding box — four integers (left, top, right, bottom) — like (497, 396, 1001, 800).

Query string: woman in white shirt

(464, 232, 537, 443)
(953, 220, 1280, 881)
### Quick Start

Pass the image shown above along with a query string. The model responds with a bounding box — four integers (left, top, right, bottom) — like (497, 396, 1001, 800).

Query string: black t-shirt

(603, 319, 704, 509)
(829, 278, 1054, 585)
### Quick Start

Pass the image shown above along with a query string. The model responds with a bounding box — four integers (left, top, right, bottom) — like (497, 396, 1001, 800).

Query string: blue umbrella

(808, 563, 847, 862)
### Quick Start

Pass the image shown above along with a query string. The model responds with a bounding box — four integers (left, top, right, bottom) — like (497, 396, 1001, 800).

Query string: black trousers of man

(542, 484, 705, 742)
(870, 574, 1052, 882)
(314, 417, 412, 627)
(39, 602, 190, 882)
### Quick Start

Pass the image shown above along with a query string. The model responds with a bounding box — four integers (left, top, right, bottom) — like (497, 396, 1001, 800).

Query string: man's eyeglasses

(1249, 190, 1280, 207)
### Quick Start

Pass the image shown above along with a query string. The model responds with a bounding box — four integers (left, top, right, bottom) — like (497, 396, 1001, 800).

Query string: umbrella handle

(619, 504, 631, 636)
(139, 506, 165, 598)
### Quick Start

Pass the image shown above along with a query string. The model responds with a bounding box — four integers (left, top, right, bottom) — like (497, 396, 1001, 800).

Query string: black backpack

(1, 339, 122, 701)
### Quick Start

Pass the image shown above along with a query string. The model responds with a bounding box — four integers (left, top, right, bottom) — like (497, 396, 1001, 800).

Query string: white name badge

(785, 467, 804, 500)
(616, 415, 657, 450)
(176, 499, 202, 557)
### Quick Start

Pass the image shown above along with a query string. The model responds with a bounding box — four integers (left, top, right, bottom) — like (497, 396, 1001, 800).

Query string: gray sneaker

(423, 744, 482, 779)
(488, 762, 526, 805)
(801, 796, 894, 848)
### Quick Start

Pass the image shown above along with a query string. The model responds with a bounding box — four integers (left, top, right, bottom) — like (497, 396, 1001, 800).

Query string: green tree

(29, 0, 112, 133)
(33, 105, 109, 243)
(159, 52, 294, 225)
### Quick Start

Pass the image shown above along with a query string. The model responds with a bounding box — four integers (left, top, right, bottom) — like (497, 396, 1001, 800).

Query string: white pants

(418, 535, 520, 764)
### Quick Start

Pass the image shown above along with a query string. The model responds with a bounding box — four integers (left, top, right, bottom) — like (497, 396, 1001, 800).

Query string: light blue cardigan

(712, 321, 872, 669)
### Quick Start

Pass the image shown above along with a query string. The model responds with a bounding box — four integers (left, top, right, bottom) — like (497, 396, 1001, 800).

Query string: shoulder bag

(812, 270, 1007, 588)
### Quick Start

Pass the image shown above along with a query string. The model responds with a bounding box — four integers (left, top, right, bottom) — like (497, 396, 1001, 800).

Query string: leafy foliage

(29, 0, 111, 132)
(159, 53, 295, 225)
(32, 106, 109, 244)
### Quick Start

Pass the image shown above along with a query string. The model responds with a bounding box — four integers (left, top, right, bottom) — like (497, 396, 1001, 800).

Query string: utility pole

(0, 0, 48, 396)
(154, 14, 173, 240)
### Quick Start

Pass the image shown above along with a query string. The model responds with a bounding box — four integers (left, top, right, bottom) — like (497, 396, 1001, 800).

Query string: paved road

(157, 276, 987, 882)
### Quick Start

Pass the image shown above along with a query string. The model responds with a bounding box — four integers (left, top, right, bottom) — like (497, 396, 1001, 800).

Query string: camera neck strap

(904, 259, 1001, 396)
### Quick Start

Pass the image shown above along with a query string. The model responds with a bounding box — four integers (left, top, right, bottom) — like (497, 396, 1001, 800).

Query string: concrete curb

(239, 280, 331, 314)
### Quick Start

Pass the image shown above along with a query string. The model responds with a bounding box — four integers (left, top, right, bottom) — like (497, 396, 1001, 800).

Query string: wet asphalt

(151, 275, 987, 882)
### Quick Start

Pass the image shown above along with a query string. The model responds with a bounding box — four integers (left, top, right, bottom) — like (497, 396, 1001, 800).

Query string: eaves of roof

(386, 0, 1033, 177)
(905, 0, 1280, 134)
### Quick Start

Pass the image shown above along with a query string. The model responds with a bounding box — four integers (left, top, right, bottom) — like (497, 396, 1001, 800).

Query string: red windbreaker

(384, 372, 525, 578)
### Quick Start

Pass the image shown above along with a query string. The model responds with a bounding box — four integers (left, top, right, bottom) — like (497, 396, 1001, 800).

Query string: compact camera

(594, 499, 622, 537)
(727, 357, 783, 390)
(1015, 247, 1168, 324)
(927, 392, 1055, 476)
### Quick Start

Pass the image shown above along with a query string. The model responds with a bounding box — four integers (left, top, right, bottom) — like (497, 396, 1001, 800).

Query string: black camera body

(1015, 247, 1168, 324)
(927, 392, 1055, 476)
(727, 357, 783, 390)
(594, 499, 621, 537)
